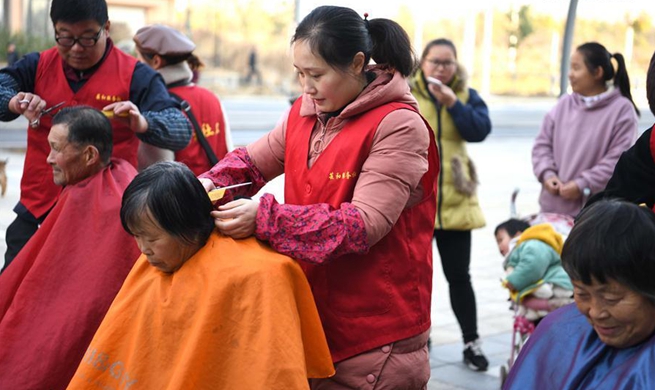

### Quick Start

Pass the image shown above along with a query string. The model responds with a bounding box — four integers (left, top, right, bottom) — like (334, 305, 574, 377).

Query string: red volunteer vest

(285, 99, 439, 362)
(170, 85, 228, 175)
(24, 46, 137, 218)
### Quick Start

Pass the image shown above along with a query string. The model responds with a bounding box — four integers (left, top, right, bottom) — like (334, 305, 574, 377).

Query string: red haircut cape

(0, 159, 140, 390)
(67, 232, 335, 389)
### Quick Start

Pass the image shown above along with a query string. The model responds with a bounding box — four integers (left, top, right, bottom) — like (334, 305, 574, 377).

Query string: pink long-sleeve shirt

(200, 67, 430, 263)
(532, 88, 638, 216)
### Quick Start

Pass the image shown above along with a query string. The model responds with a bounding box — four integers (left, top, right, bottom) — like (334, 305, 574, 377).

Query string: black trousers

(3, 210, 44, 272)
(434, 229, 479, 344)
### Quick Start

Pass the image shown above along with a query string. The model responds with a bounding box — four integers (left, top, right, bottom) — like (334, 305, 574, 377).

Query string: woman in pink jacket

(198, 5, 439, 388)
(532, 42, 638, 217)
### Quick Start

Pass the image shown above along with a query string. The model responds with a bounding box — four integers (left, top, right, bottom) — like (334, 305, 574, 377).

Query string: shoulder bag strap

(169, 92, 219, 166)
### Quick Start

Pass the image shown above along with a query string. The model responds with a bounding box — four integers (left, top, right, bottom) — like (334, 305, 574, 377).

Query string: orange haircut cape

(68, 232, 334, 389)
(0, 159, 140, 390)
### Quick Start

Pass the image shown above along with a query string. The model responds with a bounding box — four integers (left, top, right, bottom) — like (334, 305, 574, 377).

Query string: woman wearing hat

(133, 24, 232, 174)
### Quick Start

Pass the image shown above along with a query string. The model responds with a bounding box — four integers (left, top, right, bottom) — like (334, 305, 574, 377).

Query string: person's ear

(350, 52, 366, 74)
(83, 145, 100, 166)
(593, 66, 604, 82)
(152, 54, 164, 70)
(102, 20, 111, 38)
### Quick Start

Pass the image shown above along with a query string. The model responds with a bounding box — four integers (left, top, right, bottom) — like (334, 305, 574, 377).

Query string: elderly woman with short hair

(67, 162, 334, 389)
(504, 199, 655, 389)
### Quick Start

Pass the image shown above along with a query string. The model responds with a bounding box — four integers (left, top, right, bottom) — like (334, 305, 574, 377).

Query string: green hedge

(1, 28, 52, 62)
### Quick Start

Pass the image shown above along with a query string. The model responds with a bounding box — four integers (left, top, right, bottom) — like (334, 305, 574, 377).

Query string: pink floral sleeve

(200, 148, 370, 263)
(198, 147, 267, 204)
(255, 193, 369, 264)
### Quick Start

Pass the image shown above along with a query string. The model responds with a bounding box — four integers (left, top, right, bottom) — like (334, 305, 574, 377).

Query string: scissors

(29, 101, 66, 129)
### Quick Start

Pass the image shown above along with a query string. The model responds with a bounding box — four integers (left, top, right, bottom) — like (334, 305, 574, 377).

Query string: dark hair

(162, 53, 191, 66)
(187, 54, 205, 73)
(495, 218, 530, 237)
(52, 106, 112, 164)
(576, 42, 639, 116)
(188, 54, 204, 83)
(144, 52, 192, 67)
(647, 50, 655, 116)
(120, 161, 214, 248)
(50, 0, 108, 26)
(421, 38, 458, 61)
(562, 200, 655, 303)
(292, 6, 416, 77)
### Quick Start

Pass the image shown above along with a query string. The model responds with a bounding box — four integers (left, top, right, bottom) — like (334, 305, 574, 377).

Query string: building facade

(2, 0, 177, 35)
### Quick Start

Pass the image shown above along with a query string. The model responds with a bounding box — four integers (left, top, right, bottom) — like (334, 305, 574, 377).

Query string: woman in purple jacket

(532, 42, 639, 217)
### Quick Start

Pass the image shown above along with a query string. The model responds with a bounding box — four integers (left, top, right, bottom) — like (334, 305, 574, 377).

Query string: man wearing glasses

(0, 0, 193, 271)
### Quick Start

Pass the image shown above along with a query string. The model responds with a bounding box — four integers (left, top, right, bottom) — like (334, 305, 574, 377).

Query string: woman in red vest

(132, 24, 232, 175)
(199, 5, 439, 388)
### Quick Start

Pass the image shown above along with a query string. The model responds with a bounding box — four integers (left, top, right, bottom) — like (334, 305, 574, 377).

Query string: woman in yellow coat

(411, 38, 491, 371)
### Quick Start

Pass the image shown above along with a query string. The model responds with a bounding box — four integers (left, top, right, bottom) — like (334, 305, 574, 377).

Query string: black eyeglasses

(425, 59, 456, 69)
(55, 29, 103, 48)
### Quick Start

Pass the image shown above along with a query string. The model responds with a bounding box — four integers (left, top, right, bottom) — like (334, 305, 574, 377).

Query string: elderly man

(0, 107, 141, 390)
(0, 0, 192, 269)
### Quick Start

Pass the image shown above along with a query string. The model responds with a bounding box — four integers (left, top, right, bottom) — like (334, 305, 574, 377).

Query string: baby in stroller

(495, 219, 574, 321)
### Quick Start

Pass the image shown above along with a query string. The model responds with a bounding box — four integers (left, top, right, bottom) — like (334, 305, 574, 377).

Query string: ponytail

(367, 18, 416, 77)
(612, 52, 640, 116)
(577, 42, 639, 116)
(187, 54, 205, 73)
(293, 6, 416, 76)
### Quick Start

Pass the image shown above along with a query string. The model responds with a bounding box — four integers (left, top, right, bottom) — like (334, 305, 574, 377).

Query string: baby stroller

(499, 189, 574, 387)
